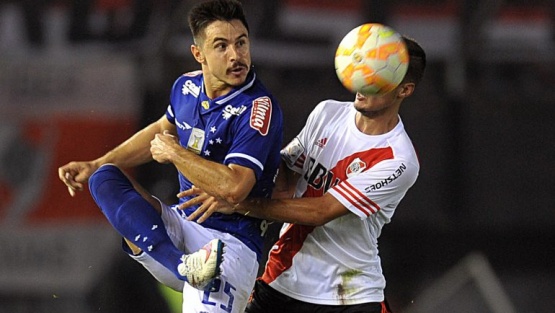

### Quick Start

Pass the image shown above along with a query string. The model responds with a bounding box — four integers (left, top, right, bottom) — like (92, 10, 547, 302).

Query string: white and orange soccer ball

(335, 23, 409, 96)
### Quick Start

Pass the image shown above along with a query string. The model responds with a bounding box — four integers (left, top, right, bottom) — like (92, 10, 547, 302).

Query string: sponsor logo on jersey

(281, 138, 305, 169)
(222, 104, 247, 120)
(302, 148, 395, 197)
(304, 157, 341, 195)
(346, 158, 366, 178)
(182, 80, 200, 97)
(365, 163, 407, 192)
(314, 137, 328, 148)
(250, 97, 272, 136)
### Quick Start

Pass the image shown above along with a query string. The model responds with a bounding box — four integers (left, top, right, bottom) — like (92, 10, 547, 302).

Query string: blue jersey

(166, 69, 283, 259)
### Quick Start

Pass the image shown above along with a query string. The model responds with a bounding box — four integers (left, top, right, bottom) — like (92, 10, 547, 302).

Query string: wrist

(91, 158, 105, 171)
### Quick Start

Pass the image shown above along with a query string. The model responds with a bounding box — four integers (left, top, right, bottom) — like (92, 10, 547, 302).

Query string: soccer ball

(335, 23, 409, 95)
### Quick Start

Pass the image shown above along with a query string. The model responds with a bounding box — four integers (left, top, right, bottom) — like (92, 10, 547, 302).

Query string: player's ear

(191, 44, 205, 63)
(397, 82, 415, 98)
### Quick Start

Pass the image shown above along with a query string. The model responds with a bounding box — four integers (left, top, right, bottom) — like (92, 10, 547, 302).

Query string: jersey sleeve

(224, 96, 283, 180)
(165, 75, 184, 124)
(166, 71, 202, 124)
(327, 158, 419, 219)
(165, 104, 176, 124)
(280, 101, 326, 174)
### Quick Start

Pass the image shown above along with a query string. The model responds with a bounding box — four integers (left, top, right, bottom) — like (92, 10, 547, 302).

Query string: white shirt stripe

(225, 152, 264, 171)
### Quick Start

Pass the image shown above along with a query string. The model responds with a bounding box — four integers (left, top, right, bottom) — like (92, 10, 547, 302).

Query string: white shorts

(130, 202, 259, 313)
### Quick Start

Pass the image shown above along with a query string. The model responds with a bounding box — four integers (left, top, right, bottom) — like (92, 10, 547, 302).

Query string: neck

(355, 111, 399, 135)
(203, 76, 232, 100)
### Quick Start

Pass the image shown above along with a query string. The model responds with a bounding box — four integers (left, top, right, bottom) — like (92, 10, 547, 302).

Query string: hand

(58, 161, 98, 197)
(178, 186, 237, 223)
(150, 131, 180, 164)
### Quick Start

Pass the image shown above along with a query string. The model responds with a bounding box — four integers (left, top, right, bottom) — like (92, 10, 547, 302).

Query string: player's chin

(226, 74, 247, 86)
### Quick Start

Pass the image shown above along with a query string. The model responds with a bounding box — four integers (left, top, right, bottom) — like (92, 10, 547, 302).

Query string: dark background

(0, 0, 553, 312)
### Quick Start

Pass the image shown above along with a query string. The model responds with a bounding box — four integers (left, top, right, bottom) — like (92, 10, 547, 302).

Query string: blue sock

(89, 164, 187, 281)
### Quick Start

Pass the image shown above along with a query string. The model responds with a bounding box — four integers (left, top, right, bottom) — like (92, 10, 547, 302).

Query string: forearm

(96, 128, 154, 168)
(235, 197, 327, 226)
(171, 149, 252, 204)
(96, 118, 167, 169)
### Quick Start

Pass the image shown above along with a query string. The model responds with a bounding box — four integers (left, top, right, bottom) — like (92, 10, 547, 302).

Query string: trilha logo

(182, 80, 200, 97)
(222, 104, 247, 120)
(250, 97, 272, 136)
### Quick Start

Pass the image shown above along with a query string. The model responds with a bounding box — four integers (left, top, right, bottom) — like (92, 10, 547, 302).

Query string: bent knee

(88, 164, 127, 196)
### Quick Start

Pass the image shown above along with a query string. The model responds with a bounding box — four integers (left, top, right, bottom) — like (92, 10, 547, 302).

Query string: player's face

(195, 20, 251, 96)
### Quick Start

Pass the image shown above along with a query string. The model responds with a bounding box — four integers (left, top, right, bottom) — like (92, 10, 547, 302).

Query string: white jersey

(262, 100, 420, 305)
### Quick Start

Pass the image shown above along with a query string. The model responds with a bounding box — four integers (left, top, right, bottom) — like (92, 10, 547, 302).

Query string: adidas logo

(315, 138, 328, 148)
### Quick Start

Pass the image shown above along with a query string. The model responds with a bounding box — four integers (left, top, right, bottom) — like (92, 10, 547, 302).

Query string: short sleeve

(328, 159, 419, 219)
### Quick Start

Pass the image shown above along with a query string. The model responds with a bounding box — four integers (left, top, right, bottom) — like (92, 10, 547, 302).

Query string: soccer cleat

(177, 238, 224, 290)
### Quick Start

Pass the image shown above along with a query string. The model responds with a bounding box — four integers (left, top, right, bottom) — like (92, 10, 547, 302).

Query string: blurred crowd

(4, 0, 178, 48)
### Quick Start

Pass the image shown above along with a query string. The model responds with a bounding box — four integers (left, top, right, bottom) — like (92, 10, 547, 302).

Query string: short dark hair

(188, 0, 250, 43)
(402, 37, 426, 86)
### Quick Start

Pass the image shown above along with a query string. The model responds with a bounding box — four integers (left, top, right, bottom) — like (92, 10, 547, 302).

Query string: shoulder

(307, 99, 352, 121)
(313, 99, 352, 113)
(247, 78, 281, 110)
(383, 133, 420, 181)
(388, 120, 418, 158)
(236, 77, 283, 119)
(171, 71, 203, 95)
(174, 70, 203, 83)
(182, 70, 203, 79)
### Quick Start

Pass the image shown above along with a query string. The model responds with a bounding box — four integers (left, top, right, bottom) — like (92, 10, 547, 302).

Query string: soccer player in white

(181, 37, 427, 313)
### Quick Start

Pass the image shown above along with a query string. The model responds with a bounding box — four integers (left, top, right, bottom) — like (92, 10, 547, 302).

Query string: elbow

(299, 210, 332, 227)
(310, 214, 331, 227)
(214, 170, 255, 205)
(222, 194, 243, 207)
(306, 204, 341, 226)
(290, 197, 340, 226)
(219, 185, 249, 206)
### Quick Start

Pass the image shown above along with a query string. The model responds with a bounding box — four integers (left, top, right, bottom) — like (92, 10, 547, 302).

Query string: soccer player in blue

(58, 1, 283, 312)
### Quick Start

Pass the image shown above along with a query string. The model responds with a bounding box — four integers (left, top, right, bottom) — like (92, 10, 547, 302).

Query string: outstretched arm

(181, 186, 349, 226)
(179, 162, 349, 226)
(58, 115, 175, 196)
(239, 193, 348, 226)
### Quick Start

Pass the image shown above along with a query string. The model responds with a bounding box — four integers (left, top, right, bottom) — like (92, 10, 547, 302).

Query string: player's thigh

(120, 168, 162, 214)
(245, 280, 302, 313)
(245, 280, 285, 313)
(160, 204, 215, 253)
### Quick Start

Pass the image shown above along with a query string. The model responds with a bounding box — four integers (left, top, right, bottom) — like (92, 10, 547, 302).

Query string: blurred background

(0, 0, 553, 312)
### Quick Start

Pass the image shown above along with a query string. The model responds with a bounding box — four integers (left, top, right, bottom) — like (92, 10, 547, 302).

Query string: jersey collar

(200, 70, 256, 110)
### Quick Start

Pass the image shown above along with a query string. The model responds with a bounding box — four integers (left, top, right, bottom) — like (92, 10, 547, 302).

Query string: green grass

(158, 283, 182, 313)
